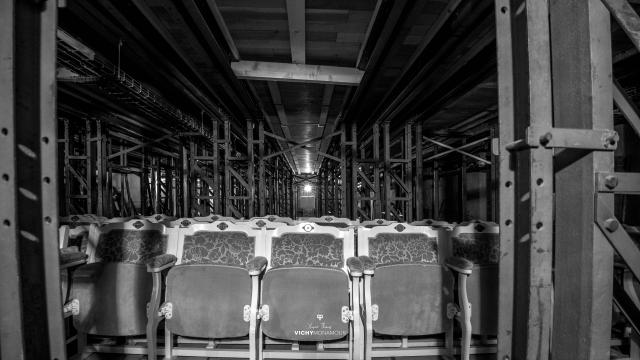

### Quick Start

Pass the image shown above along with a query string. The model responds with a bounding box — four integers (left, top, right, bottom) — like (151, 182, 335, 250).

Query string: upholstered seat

(67, 220, 172, 358)
(260, 223, 362, 359)
(452, 221, 500, 337)
(148, 221, 266, 360)
(358, 223, 472, 360)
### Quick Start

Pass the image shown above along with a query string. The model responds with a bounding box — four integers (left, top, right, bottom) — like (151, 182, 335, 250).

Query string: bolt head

(603, 131, 619, 148)
(604, 218, 619, 232)
(539, 132, 552, 146)
(604, 175, 618, 189)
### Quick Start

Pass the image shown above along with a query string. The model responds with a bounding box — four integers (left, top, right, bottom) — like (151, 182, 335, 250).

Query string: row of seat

(58, 215, 498, 360)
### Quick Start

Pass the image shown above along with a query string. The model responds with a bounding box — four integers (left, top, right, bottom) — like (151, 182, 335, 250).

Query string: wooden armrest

(146, 254, 177, 273)
(347, 256, 363, 277)
(246, 256, 268, 276)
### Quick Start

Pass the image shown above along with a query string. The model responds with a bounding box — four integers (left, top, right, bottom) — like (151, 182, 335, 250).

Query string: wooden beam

(601, 0, 640, 53)
(267, 81, 293, 140)
(551, 0, 614, 358)
(205, 0, 239, 61)
(613, 80, 640, 137)
(232, 61, 363, 85)
(285, 0, 305, 64)
(356, 0, 383, 68)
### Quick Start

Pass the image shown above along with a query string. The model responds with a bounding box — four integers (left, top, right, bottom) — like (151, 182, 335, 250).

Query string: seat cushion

(166, 265, 251, 339)
(71, 262, 152, 336)
(371, 264, 450, 336)
(261, 267, 349, 341)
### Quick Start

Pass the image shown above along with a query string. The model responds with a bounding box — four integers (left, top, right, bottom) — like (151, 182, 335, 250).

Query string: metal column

(0, 0, 66, 358)
(496, 0, 554, 358)
(551, 0, 614, 358)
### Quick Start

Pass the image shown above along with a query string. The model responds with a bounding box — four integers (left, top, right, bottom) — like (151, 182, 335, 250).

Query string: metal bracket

(63, 299, 79, 316)
(158, 302, 173, 319)
(341, 306, 353, 323)
(243, 305, 251, 322)
(258, 305, 270, 321)
(371, 304, 379, 321)
(596, 172, 640, 194)
(446, 303, 460, 320)
(506, 127, 618, 151)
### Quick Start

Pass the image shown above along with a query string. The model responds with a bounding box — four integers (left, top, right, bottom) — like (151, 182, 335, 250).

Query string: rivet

(539, 132, 552, 146)
(604, 218, 619, 232)
(604, 175, 618, 190)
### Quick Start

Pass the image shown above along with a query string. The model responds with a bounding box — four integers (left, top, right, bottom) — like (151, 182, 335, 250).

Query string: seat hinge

(341, 306, 353, 323)
(63, 299, 79, 316)
(258, 305, 270, 321)
(158, 302, 173, 319)
(446, 303, 460, 320)
(506, 127, 618, 152)
(371, 304, 379, 321)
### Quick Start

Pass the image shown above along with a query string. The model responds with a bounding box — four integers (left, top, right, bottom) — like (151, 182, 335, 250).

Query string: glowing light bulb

(303, 184, 312, 192)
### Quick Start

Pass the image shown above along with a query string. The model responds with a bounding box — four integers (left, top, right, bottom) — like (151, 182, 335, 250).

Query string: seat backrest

(174, 221, 265, 266)
(265, 223, 354, 272)
(140, 213, 176, 223)
(451, 220, 500, 266)
(193, 214, 237, 223)
(410, 218, 455, 230)
(358, 223, 442, 265)
(164, 217, 208, 228)
(305, 215, 359, 229)
(262, 215, 296, 225)
(87, 219, 170, 264)
(59, 224, 92, 252)
(360, 219, 397, 228)
(241, 218, 288, 230)
(101, 216, 134, 224)
(60, 214, 99, 226)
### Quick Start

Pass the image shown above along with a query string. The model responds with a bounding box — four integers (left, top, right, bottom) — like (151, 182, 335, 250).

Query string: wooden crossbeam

(232, 61, 364, 85)
(424, 136, 489, 162)
(613, 79, 640, 137)
(107, 134, 174, 159)
(601, 0, 640, 53)
(285, 0, 305, 64)
(423, 136, 491, 164)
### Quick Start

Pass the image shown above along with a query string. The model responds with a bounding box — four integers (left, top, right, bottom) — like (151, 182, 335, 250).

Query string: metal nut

(604, 218, 619, 232)
(604, 175, 618, 190)
(539, 132, 552, 146)
(603, 131, 619, 148)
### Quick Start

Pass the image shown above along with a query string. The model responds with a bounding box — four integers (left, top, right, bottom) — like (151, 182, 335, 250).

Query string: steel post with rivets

(0, 0, 66, 358)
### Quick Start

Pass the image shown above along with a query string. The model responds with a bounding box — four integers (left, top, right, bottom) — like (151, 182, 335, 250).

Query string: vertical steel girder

(188, 122, 222, 217)
(381, 122, 414, 222)
(0, 0, 66, 358)
(497, 0, 617, 358)
(353, 123, 382, 220)
(60, 118, 98, 215)
(224, 119, 255, 218)
(496, 0, 554, 358)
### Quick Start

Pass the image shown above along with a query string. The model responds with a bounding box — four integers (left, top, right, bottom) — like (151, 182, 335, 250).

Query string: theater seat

(67, 219, 173, 359)
(452, 220, 500, 338)
(260, 223, 362, 359)
(358, 223, 472, 360)
(147, 221, 266, 360)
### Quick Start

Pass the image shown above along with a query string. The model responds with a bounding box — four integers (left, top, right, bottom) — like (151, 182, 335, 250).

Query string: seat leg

(258, 322, 264, 360)
(164, 328, 173, 360)
(458, 274, 472, 360)
(76, 332, 89, 360)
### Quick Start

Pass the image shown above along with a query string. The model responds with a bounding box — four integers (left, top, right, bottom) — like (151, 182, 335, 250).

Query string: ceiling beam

(232, 61, 363, 85)
(356, 0, 383, 68)
(285, 0, 306, 64)
(205, 0, 240, 61)
(267, 81, 293, 140)
(314, 85, 335, 171)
